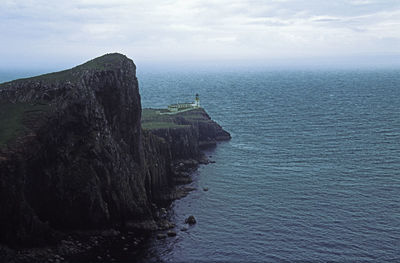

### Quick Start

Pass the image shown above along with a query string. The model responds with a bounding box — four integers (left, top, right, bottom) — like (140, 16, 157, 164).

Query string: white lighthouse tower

(194, 93, 200, 108)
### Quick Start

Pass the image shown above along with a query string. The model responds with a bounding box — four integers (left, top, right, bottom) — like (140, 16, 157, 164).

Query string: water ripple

(139, 69, 400, 262)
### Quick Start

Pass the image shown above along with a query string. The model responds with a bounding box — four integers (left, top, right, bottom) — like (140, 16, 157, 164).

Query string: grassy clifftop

(0, 53, 130, 148)
(141, 108, 199, 130)
(0, 53, 131, 86)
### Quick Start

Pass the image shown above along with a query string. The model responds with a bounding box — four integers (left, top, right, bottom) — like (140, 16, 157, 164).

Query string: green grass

(141, 108, 193, 130)
(0, 102, 49, 147)
(141, 109, 175, 123)
(0, 53, 129, 87)
(78, 53, 128, 71)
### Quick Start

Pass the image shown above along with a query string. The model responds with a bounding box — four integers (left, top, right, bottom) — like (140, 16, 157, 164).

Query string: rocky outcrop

(0, 53, 230, 248)
(184, 215, 197, 225)
(173, 108, 231, 147)
(141, 107, 231, 204)
(148, 125, 200, 160)
(0, 54, 149, 246)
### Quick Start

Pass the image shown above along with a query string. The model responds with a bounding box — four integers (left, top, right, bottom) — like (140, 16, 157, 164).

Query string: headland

(0, 53, 230, 262)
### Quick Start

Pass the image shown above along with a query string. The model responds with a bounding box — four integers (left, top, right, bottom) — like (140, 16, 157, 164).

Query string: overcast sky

(1, 0, 400, 70)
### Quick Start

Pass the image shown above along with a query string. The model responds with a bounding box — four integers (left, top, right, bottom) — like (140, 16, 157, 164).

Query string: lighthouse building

(167, 94, 201, 112)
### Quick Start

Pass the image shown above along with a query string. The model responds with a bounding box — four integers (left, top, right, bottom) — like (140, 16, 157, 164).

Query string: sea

(2, 68, 400, 262)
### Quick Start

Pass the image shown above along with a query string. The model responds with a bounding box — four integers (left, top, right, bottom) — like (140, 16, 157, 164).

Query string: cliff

(141, 108, 231, 204)
(0, 53, 230, 248)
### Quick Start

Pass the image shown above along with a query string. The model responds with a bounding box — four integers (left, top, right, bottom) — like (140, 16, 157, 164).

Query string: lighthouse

(167, 94, 201, 113)
(194, 93, 200, 108)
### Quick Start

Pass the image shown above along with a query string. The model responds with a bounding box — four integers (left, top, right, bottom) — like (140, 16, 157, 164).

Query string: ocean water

(138, 69, 400, 262)
(1, 69, 400, 262)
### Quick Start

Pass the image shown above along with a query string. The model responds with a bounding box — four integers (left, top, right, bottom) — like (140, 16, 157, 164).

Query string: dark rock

(160, 208, 167, 215)
(203, 187, 209, 191)
(101, 229, 120, 237)
(181, 159, 199, 167)
(157, 219, 175, 230)
(126, 220, 158, 231)
(198, 155, 210, 164)
(167, 230, 177, 237)
(180, 227, 188, 231)
(185, 216, 197, 225)
(0, 54, 147, 246)
(174, 176, 193, 185)
(199, 140, 217, 148)
(174, 187, 196, 200)
(156, 234, 167, 240)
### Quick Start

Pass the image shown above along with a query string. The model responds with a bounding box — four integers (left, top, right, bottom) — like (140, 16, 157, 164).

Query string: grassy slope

(0, 53, 128, 87)
(0, 103, 49, 147)
(141, 108, 194, 130)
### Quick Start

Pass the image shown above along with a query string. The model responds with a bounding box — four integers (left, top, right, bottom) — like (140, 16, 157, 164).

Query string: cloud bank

(1, 0, 400, 69)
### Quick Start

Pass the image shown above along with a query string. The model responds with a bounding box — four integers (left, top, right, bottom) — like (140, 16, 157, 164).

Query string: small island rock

(185, 215, 197, 225)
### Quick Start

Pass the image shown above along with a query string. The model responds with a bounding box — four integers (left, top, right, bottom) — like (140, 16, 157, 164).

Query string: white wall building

(168, 94, 200, 112)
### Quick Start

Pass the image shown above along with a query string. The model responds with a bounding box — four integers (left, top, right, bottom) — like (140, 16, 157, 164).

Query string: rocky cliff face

(0, 53, 230, 247)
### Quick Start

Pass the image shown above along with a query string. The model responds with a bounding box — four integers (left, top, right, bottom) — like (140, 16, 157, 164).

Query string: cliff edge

(0, 53, 230, 249)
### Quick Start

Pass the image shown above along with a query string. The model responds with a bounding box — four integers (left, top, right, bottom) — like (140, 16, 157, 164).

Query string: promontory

(0, 53, 230, 260)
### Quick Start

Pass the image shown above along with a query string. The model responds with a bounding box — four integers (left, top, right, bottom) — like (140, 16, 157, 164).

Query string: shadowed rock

(185, 216, 197, 225)
(167, 230, 177, 237)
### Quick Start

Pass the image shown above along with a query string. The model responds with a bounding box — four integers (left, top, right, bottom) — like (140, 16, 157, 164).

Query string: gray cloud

(0, 0, 399, 69)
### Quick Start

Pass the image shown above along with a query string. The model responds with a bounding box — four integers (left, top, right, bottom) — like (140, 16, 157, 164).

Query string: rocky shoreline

(0, 53, 230, 262)
(0, 157, 213, 263)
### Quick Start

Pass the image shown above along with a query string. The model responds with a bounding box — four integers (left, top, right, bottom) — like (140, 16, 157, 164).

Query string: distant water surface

(138, 69, 400, 262)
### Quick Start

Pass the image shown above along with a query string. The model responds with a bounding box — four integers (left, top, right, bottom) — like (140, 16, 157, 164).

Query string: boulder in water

(185, 215, 196, 225)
